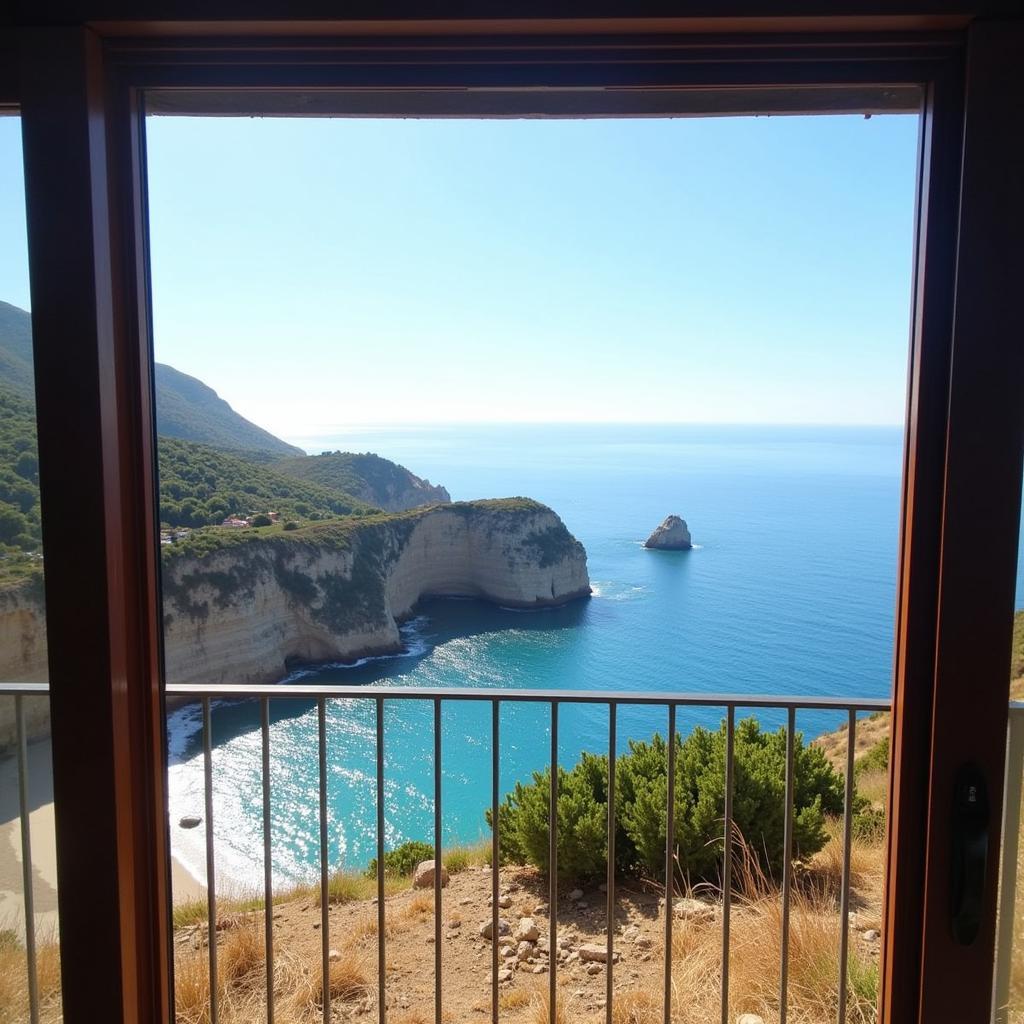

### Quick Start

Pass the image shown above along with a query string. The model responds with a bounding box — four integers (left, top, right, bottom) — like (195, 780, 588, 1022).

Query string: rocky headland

(644, 515, 692, 550)
(162, 498, 589, 688)
(0, 498, 589, 737)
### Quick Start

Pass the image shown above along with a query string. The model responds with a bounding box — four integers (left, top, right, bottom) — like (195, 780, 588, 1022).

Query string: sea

(166, 424, 1024, 894)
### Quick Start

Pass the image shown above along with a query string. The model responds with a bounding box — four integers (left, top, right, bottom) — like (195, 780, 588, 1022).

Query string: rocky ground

(173, 856, 884, 1024)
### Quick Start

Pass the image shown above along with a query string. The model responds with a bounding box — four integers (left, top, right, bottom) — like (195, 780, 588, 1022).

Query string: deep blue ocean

(167, 425, 1024, 893)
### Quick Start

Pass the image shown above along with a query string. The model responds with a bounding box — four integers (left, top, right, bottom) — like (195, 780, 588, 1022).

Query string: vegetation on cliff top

(274, 450, 449, 510)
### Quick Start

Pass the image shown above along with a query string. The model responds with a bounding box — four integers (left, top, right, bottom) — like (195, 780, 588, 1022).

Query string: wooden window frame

(6, 16, 1023, 1023)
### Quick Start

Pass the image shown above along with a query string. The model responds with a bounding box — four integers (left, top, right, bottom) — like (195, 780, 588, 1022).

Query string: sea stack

(644, 515, 692, 551)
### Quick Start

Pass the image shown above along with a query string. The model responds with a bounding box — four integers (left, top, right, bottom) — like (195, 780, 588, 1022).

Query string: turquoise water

(166, 424, 1024, 891)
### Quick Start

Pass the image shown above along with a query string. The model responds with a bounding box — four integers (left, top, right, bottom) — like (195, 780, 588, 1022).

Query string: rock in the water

(479, 918, 511, 940)
(413, 860, 449, 889)
(644, 515, 693, 551)
(179, 815, 202, 830)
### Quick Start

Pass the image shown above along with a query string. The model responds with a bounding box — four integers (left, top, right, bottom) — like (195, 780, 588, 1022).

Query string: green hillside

(0, 300, 302, 458)
(0, 300, 456, 588)
(154, 363, 303, 457)
(274, 451, 450, 511)
(158, 438, 373, 528)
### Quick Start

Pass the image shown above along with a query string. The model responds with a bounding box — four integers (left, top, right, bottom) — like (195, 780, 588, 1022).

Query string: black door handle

(951, 763, 989, 946)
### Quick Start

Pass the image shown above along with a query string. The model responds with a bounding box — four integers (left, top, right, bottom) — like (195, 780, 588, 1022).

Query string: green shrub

(851, 794, 886, 841)
(366, 840, 435, 878)
(854, 736, 889, 779)
(443, 849, 470, 874)
(488, 752, 609, 881)
(282, 520, 299, 531)
(250, 513, 273, 527)
(489, 718, 844, 885)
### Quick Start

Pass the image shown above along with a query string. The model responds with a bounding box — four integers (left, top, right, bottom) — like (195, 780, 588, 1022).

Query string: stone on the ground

(515, 917, 540, 942)
(448, 918, 460, 930)
(496, 894, 512, 908)
(568, 888, 584, 901)
(491, 967, 514, 983)
(479, 918, 511, 940)
(737, 1015, 765, 1024)
(532, 964, 547, 974)
(413, 860, 449, 889)
(634, 936, 653, 950)
(863, 929, 880, 941)
(578, 943, 617, 963)
(587, 962, 603, 975)
(533, 903, 548, 915)
(179, 815, 202, 829)
(673, 897, 715, 923)
(622, 925, 640, 942)
(516, 941, 534, 960)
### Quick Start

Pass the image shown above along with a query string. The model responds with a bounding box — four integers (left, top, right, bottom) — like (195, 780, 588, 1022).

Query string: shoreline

(0, 738, 206, 940)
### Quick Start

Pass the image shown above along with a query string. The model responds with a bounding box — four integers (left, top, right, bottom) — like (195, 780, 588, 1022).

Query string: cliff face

(163, 499, 588, 687)
(0, 501, 589, 742)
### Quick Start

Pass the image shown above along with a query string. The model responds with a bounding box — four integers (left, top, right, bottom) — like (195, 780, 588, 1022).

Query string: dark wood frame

(5, 13, 1023, 1024)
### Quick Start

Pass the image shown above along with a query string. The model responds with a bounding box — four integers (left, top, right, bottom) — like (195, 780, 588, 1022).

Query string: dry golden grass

(402, 893, 436, 920)
(612, 989, 661, 1024)
(528, 990, 566, 1024)
(499, 987, 532, 1010)
(219, 920, 265, 987)
(287, 947, 369, 1014)
(0, 932, 62, 1024)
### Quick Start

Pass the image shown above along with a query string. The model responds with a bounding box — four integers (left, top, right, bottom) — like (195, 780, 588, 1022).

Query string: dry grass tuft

(499, 987, 531, 1010)
(612, 989, 660, 1024)
(219, 920, 265, 987)
(528, 990, 566, 1024)
(0, 931, 63, 1024)
(402, 893, 436, 920)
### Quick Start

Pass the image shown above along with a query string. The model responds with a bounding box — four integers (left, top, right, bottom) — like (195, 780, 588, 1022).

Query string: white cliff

(160, 498, 590, 687)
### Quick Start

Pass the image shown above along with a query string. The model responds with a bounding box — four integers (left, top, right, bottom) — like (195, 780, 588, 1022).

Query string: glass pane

(0, 114, 61, 1021)
(145, 111, 918, 1024)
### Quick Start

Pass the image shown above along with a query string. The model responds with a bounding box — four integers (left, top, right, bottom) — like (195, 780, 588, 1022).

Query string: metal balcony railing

(33, 682, 1024, 1024)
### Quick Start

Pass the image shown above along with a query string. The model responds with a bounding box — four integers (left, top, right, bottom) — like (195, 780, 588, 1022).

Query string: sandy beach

(0, 737, 205, 941)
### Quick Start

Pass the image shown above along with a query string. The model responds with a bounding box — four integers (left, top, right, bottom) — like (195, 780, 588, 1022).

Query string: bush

(250, 513, 273, 527)
(488, 752, 609, 881)
(283, 520, 299, 531)
(490, 718, 844, 885)
(365, 840, 435, 878)
(854, 736, 889, 779)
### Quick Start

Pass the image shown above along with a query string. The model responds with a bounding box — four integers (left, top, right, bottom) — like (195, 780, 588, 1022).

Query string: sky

(0, 113, 920, 437)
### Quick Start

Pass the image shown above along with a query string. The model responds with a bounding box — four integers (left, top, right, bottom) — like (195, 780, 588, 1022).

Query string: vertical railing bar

(664, 703, 677, 1024)
(202, 697, 218, 1024)
(549, 701, 559, 1024)
(261, 698, 275, 1024)
(993, 709, 1024, 1023)
(16, 696, 39, 1024)
(606, 702, 617, 1024)
(318, 698, 330, 1024)
(433, 698, 442, 1024)
(837, 710, 857, 1024)
(779, 706, 796, 1024)
(491, 700, 500, 1024)
(376, 697, 386, 1024)
(721, 705, 735, 1024)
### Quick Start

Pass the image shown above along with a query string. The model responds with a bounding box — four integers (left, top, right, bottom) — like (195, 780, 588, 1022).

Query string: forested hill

(0, 301, 451, 582)
(154, 364, 303, 457)
(275, 451, 451, 512)
(0, 301, 302, 457)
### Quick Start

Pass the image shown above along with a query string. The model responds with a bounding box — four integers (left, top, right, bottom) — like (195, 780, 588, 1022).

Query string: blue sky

(1, 114, 919, 436)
